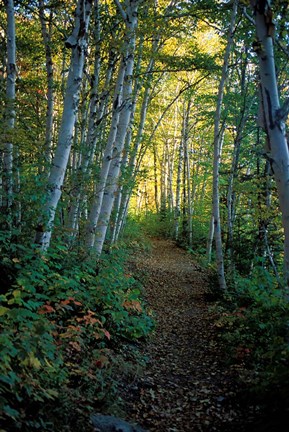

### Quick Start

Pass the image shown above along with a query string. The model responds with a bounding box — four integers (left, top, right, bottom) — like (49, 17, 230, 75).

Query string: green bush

(0, 241, 154, 431)
(214, 266, 289, 396)
(137, 211, 175, 238)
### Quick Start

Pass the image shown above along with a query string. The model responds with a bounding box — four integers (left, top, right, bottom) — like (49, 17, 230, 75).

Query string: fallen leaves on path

(123, 238, 250, 432)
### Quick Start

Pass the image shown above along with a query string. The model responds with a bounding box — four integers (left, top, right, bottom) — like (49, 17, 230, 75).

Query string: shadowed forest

(1, 0, 289, 430)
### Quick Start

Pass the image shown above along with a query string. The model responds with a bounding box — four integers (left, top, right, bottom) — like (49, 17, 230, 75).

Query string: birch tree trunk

(85, 55, 127, 248)
(93, 0, 139, 255)
(251, 1, 289, 285)
(39, 0, 54, 172)
(3, 0, 16, 223)
(212, 0, 238, 290)
(175, 135, 183, 241)
(184, 99, 193, 247)
(112, 61, 156, 242)
(67, 0, 107, 238)
(35, 0, 92, 251)
(226, 49, 251, 271)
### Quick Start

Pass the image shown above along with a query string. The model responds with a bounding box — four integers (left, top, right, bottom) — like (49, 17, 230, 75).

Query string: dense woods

(1, 0, 289, 430)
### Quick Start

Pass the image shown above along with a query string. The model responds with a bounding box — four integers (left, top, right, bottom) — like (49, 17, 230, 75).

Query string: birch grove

(35, 0, 92, 251)
(0, 0, 289, 291)
(86, 0, 140, 254)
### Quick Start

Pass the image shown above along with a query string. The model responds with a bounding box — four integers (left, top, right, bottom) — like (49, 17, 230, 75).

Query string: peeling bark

(35, 0, 92, 251)
(251, 0, 289, 285)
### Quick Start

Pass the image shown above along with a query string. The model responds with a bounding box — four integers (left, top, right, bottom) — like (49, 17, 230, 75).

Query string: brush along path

(125, 238, 245, 432)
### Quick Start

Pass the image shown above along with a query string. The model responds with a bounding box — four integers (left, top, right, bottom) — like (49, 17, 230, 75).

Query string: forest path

(124, 238, 243, 432)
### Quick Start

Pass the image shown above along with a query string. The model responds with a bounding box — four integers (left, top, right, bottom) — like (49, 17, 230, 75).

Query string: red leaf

(38, 304, 55, 314)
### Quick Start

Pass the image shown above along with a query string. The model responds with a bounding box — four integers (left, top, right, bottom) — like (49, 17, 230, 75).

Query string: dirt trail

(125, 238, 244, 432)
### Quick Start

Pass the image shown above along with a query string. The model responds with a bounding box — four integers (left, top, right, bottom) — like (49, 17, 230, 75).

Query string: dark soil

(121, 238, 285, 432)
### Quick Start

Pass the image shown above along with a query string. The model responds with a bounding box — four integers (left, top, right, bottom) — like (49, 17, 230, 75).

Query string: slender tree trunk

(3, 0, 16, 224)
(93, 0, 139, 255)
(39, 0, 54, 172)
(86, 0, 139, 252)
(184, 99, 193, 247)
(212, 0, 238, 290)
(35, 0, 92, 251)
(175, 117, 184, 240)
(67, 0, 107, 240)
(85, 55, 127, 248)
(226, 49, 250, 271)
(185, 140, 193, 247)
(251, 1, 289, 285)
(160, 143, 167, 220)
(112, 68, 153, 242)
(112, 36, 162, 241)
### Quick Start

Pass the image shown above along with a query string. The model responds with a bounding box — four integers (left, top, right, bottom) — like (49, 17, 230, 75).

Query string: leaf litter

(121, 238, 257, 432)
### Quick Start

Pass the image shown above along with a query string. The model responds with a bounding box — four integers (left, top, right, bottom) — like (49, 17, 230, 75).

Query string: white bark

(212, 0, 238, 290)
(85, 57, 126, 248)
(185, 136, 193, 248)
(93, 0, 139, 255)
(39, 0, 54, 171)
(175, 138, 183, 241)
(184, 99, 192, 247)
(3, 0, 16, 216)
(67, 0, 105, 238)
(86, 0, 139, 252)
(35, 0, 92, 251)
(206, 214, 214, 262)
(113, 41, 160, 242)
(252, 1, 289, 284)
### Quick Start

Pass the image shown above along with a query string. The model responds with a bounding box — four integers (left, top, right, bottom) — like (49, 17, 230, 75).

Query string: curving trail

(124, 238, 246, 432)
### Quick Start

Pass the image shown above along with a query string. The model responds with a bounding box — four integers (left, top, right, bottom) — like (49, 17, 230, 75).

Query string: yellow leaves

(7, 289, 21, 305)
(0, 306, 9, 316)
(21, 353, 41, 369)
(195, 23, 221, 56)
(12, 257, 20, 263)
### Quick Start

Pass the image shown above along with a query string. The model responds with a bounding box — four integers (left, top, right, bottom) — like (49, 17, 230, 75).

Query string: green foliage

(0, 239, 154, 431)
(119, 216, 152, 253)
(137, 211, 175, 238)
(214, 266, 289, 399)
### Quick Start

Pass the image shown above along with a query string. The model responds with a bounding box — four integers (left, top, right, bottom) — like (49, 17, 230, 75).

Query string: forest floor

(121, 238, 260, 432)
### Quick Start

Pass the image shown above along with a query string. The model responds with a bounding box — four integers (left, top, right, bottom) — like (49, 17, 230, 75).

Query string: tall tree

(39, 0, 54, 172)
(86, 0, 140, 252)
(212, 0, 239, 290)
(251, 0, 289, 285)
(2, 0, 16, 226)
(35, 0, 92, 251)
(93, 0, 140, 255)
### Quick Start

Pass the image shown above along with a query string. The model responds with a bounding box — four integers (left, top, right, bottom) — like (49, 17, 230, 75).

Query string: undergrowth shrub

(137, 211, 175, 238)
(0, 241, 154, 431)
(118, 216, 152, 253)
(214, 266, 289, 404)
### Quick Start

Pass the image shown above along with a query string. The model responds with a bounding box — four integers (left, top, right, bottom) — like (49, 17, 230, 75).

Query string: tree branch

(114, 0, 127, 21)
(242, 7, 255, 25)
(276, 97, 289, 123)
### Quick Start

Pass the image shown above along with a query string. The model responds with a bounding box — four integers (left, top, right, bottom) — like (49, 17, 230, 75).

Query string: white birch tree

(250, 0, 289, 285)
(212, 0, 239, 290)
(3, 0, 16, 223)
(39, 0, 54, 172)
(35, 0, 92, 251)
(92, 0, 140, 255)
(86, 0, 140, 252)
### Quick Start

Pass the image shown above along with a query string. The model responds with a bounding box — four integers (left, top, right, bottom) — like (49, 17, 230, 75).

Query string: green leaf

(0, 307, 9, 316)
